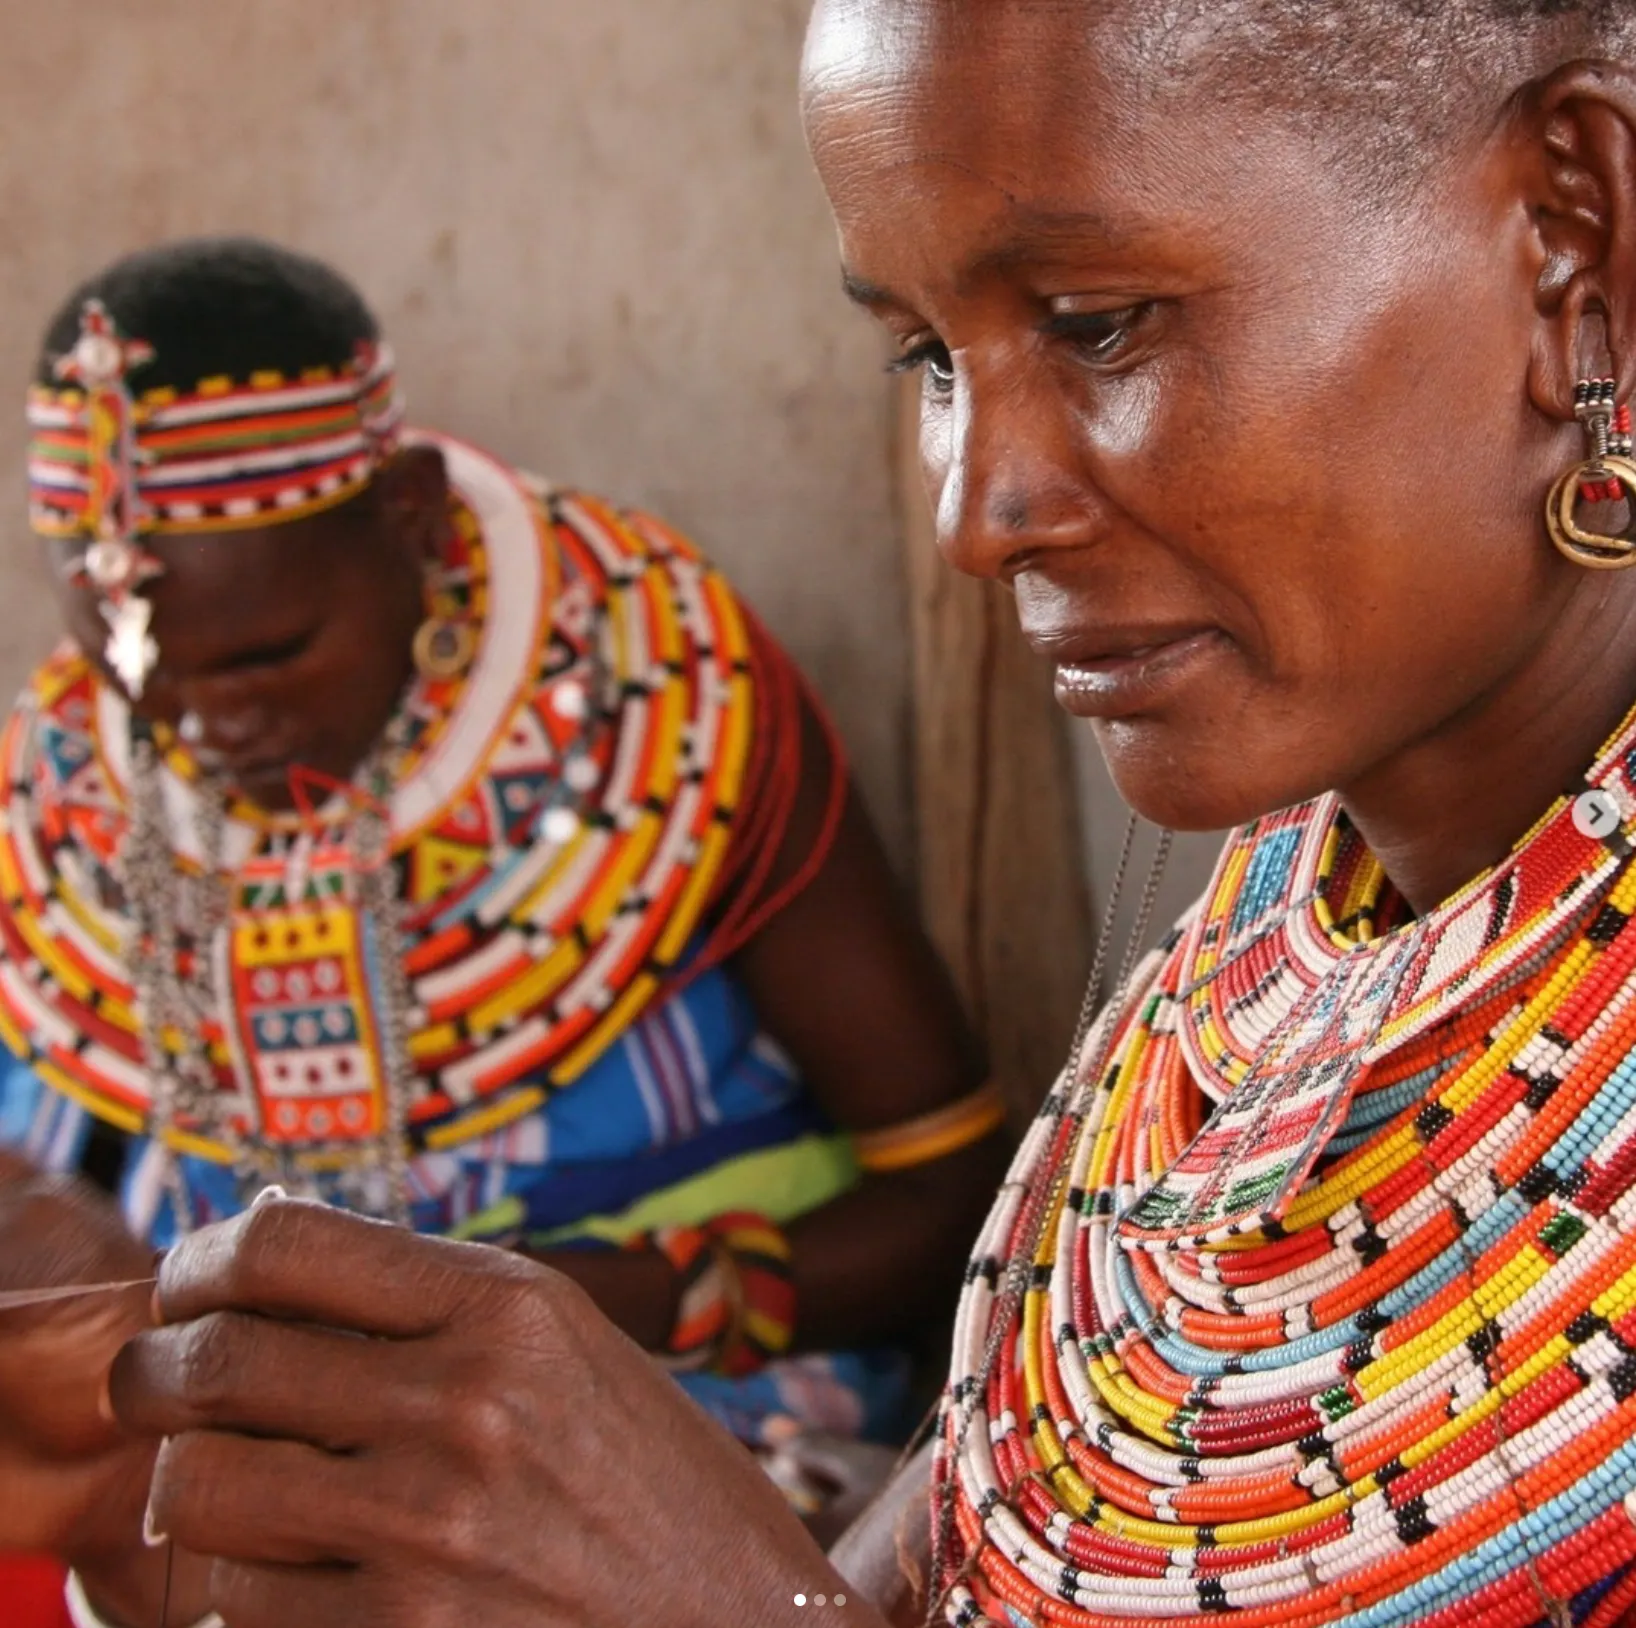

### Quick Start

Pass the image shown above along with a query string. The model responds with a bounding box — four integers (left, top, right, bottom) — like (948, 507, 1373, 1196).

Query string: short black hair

(35, 236, 380, 394)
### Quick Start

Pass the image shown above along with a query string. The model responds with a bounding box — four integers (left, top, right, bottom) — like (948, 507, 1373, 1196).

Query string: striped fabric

(0, 954, 911, 1448)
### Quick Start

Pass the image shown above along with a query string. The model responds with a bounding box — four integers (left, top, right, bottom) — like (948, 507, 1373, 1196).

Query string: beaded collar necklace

(934, 703, 1636, 1628)
(0, 440, 764, 1215)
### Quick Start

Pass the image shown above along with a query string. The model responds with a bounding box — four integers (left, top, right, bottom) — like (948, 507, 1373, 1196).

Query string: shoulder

(5, 641, 99, 756)
(540, 487, 720, 582)
(19, 641, 95, 704)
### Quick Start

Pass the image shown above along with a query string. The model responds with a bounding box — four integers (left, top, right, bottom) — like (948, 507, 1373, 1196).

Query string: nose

(173, 679, 275, 755)
(196, 706, 273, 754)
(925, 355, 1106, 581)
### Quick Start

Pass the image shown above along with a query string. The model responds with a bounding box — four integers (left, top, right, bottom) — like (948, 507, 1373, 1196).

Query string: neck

(1340, 586, 1636, 916)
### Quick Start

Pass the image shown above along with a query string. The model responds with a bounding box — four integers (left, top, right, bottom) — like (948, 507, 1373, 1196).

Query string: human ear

(374, 443, 450, 565)
(1523, 62, 1636, 421)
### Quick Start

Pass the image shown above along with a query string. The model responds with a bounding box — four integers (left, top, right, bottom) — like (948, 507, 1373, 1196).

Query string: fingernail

(251, 1184, 288, 1209)
(96, 1378, 115, 1425)
(141, 1439, 171, 1546)
(146, 1246, 172, 1327)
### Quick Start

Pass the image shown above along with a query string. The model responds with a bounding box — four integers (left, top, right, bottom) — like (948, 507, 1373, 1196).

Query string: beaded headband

(24, 299, 406, 697)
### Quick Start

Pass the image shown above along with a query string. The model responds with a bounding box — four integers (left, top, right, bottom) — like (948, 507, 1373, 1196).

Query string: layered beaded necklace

(114, 611, 613, 1232)
(935, 704, 1636, 1628)
(0, 440, 774, 1232)
(119, 714, 420, 1226)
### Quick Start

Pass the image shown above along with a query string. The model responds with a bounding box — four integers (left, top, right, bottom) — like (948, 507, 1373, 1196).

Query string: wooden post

(896, 381, 1095, 1131)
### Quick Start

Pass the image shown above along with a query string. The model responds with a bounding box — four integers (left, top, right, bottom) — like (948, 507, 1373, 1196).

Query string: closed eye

(886, 337, 955, 394)
(213, 631, 316, 674)
(1042, 303, 1154, 365)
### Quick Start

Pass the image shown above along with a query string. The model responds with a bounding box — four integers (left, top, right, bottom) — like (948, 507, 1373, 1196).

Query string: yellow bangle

(852, 1081, 1007, 1174)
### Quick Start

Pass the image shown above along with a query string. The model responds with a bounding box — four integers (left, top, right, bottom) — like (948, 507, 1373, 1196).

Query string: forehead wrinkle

(884, 149, 1020, 205)
(952, 222, 1136, 299)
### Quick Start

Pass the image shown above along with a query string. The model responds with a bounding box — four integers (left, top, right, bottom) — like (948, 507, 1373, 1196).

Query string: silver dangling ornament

(66, 533, 164, 698)
(51, 300, 167, 696)
(102, 588, 160, 698)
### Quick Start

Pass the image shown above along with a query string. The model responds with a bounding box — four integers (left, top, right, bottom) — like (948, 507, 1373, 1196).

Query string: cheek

(55, 588, 107, 656)
(302, 611, 415, 733)
(917, 391, 953, 511)
(1137, 280, 1542, 697)
(1089, 323, 1553, 820)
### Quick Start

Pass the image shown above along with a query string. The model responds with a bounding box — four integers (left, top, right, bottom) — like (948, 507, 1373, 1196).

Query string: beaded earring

(411, 605, 477, 680)
(411, 558, 478, 680)
(1546, 375, 1636, 569)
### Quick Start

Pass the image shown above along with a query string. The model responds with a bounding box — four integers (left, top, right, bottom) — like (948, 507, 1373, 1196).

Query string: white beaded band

(65, 1570, 224, 1628)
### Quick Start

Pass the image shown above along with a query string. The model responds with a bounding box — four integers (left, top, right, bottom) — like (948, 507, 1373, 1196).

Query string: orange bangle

(852, 1081, 1007, 1174)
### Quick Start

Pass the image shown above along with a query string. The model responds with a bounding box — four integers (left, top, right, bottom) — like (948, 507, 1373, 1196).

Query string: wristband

(646, 1210, 796, 1376)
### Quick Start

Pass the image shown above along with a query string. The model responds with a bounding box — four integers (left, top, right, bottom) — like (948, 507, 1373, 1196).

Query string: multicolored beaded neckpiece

(1, 438, 785, 1226)
(935, 703, 1636, 1627)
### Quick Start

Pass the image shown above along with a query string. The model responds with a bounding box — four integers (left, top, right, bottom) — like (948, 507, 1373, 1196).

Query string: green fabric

(446, 1131, 860, 1247)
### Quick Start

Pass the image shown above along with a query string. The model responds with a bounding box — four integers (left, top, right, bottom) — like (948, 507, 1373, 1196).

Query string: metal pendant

(104, 593, 158, 697)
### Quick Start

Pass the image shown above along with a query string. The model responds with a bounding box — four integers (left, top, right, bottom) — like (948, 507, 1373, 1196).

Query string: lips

(1025, 622, 1217, 666)
(196, 748, 291, 779)
(1025, 623, 1229, 720)
(190, 744, 306, 802)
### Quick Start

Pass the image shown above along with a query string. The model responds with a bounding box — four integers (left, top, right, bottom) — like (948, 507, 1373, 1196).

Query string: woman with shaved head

(11, 2, 1636, 1626)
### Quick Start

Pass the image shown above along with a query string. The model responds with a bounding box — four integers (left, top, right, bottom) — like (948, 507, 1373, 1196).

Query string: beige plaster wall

(0, 0, 908, 859)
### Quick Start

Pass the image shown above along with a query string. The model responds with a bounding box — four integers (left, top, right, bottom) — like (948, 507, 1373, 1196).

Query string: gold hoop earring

(1547, 377, 1636, 570)
(412, 614, 477, 680)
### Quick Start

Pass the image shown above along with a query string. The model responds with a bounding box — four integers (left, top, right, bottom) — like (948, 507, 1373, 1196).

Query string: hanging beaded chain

(348, 737, 418, 1222)
(116, 627, 617, 1234)
(121, 713, 418, 1228)
(1576, 379, 1635, 505)
(927, 817, 1175, 1622)
(123, 729, 242, 1228)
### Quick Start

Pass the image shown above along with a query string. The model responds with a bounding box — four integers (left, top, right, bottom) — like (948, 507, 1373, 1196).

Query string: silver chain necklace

(119, 715, 418, 1233)
(114, 619, 615, 1239)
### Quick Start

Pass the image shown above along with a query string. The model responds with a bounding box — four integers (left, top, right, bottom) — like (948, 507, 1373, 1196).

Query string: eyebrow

(960, 207, 1137, 285)
(840, 206, 1141, 311)
(841, 269, 897, 308)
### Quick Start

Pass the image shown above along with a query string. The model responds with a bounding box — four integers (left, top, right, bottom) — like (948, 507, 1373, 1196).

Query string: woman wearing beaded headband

(0, 234, 1010, 1617)
(29, 2, 1636, 1627)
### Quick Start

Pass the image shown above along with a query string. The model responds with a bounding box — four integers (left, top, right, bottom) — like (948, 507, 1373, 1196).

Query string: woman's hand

(108, 1198, 891, 1628)
(0, 1155, 156, 1557)
(513, 1243, 678, 1352)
